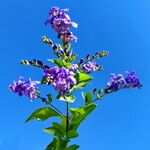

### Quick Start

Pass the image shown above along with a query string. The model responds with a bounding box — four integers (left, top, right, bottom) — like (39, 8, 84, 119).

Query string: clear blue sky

(0, 0, 149, 150)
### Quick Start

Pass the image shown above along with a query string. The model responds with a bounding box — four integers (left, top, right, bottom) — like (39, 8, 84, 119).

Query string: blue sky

(0, 0, 150, 150)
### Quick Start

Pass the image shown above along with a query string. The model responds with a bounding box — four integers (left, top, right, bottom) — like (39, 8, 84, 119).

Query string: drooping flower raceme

(44, 67, 77, 95)
(45, 6, 78, 42)
(105, 73, 127, 93)
(104, 71, 142, 93)
(9, 77, 40, 100)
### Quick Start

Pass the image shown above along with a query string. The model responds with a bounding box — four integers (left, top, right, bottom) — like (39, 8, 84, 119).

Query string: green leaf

(62, 61, 72, 68)
(76, 72, 93, 83)
(67, 130, 79, 139)
(45, 138, 68, 150)
(48, 59, 63, 67)
(68, 82, 88, 94)
(67, 145, 80, 150)
(97, 88, 103, 99)
(57, 138, 68, 150)
(56, 93, 61, 100)
(53, 122, 65, 134)
(59, 116, 67, 132)
(25, 107, 60, 123)
(45, 138, 57, 150)
(70, 56, 76, 63)
(44, 122, 66, 138)
(82, 92, 92, 105)
(70, 104, 97, 130)
(98, 88, 103, 95)
(43, 126, 64, 137)
(48, 59, 71, 68)
(47, 94, 53, 103)
(59, 96, 76, 103)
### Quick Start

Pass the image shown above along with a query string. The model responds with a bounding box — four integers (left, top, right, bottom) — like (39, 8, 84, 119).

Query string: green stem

(50, 103, 65, 117)
(92, 95, 104, 103)
(81, 57, 95, 66)
(62, 39, 70, 139)
(66, 101, 69, 137)
(92, 98, 99, 103)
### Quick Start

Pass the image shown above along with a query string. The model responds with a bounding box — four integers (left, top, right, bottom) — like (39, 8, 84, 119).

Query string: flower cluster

(105, 71, 142, 93)
(45, 6, 78, 42)
(125, 71, 142, 88)
(83, 62, 100, 73)
(9, 77, 39, 100)
(44, 67, 77, 95)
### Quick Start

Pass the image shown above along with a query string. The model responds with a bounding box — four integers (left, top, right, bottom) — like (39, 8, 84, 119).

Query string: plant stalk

(50, 103, 65, 117)
(66, 101, 69, 137)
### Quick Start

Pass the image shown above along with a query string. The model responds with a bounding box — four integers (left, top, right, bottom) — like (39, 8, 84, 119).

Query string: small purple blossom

(83, 62, 99, 73)
(9, 77, 40, 100)
(61, 31, 77, 42)
(44, 67, 77, 95)
(45, 6, 78, 42)
(49, 6, 60, 17)
(104, 71, 142, 93)
(125, 71, 142, 88)
(70, 64, 78, 71)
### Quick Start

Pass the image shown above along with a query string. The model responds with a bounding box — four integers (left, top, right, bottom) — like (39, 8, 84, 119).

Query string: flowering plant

(9, 6, 142, 150)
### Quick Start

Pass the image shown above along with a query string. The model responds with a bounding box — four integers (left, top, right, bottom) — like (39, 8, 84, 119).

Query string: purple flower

(45, 7, 78, 30)
(9, 77, 40, 100)
(104, 71, 142, 94)
(105, 74, 127, 93)
(70, 64, 78, 71)
(45, 6, 78, 42)
(49, 6, 60, 17)
(83, 62, 99, 73)
(125, 71, 142, 88)
(44, 67, 77, 95)
(60, 31, 77, 42)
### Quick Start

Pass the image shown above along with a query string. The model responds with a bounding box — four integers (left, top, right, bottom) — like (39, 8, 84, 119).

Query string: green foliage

(44, 122, 66, 138)
(70, 104, 97, 130)
(97, 88, 103, 99)
(59, 96, 76, 103)
(62, 54, 77, 63)
(82, 92, 93, 105)
(25, 107, 60, 123)
(45, 138, 57, 150)
(45, 138, 68, 150)
(98, 88, 103, 95)
(44, 126, 64, 138)
(67, 130, 79, 139)
(67, 144, 80, 150)
(47, 94, 53, 103)
(53, 122, 66, 133)
(48, 59, 71, 68)
(68, 82, 88, 94)
(69, 55, 76, 63)
(93, 88, 103, 100)
(76, 72, 93, 83)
